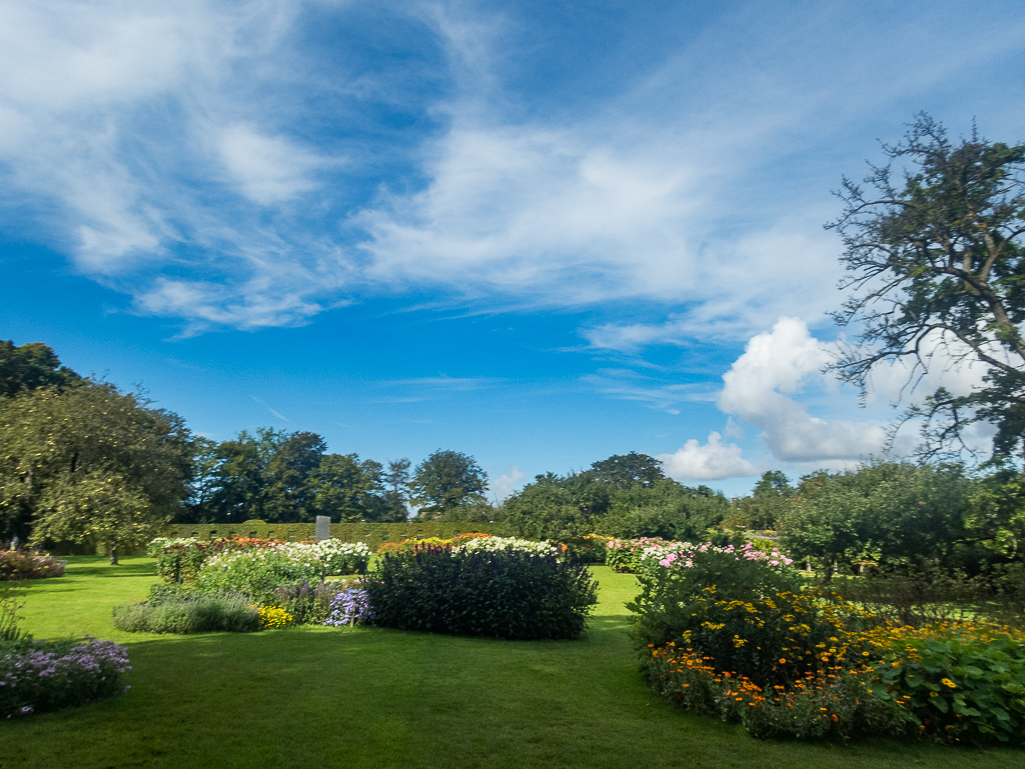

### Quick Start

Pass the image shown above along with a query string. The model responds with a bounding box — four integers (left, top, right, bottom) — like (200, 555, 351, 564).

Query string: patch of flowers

(0, 637, 131, 719)
(195, 540, 370, 599)
(323, 586, 373, 627)
(605, 537, 666, 572)
(630, 537, 1025, 745)
(453, 536, 561, 557)
(258, 605, 293, 629)
(0, 550, 65, 581)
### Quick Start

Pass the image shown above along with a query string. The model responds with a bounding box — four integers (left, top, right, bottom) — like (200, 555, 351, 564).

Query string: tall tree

(0, 340, 82, 397)
(309, 453, 385, 522)
(263, 431, 327, 522)
(0, 382, 194, 563)
(411, 450, 488, 517)
(827, 114, 1025, 465)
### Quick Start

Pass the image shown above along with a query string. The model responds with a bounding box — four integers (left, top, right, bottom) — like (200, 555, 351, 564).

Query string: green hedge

(161, 521, 509, 551)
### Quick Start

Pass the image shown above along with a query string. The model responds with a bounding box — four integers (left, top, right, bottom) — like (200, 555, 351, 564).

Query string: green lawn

(0, 558, 1021, 768)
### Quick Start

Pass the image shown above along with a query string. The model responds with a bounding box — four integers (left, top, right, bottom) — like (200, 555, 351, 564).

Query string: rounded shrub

(367, 546, 598, 640)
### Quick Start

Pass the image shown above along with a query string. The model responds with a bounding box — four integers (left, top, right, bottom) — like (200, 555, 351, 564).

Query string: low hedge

(161, 521, 509, 551)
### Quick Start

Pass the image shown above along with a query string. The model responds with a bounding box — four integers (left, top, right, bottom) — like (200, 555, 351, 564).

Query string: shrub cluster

(367, 546, 598, 640)
(0, 550, 65, 581)
(0, 637, 132, 719)
(111, 585, 262, 634)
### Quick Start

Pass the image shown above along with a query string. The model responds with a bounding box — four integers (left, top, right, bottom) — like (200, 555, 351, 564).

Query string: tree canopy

(411, 450, 489, 517)
(827, 114, 1025, 465)
(0, 340, 82, 398)
(0, 382, 195, 562)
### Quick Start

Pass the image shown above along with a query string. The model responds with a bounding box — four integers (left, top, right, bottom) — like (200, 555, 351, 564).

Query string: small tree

(0, 382, 194, 563)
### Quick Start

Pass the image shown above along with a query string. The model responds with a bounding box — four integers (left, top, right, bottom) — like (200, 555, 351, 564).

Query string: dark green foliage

(587, 452, 667, 488)
(501, 460, 727, 542)
(875, 631, 1025, 745)
(0, 381, 195, 557)
(0, 340, 82, 398)
(184, 428, 395, 524)
(779, 460, 973, 579)
(411, 450, 489, 516)
(111, 585, 261, 633)
(367, 547, 598, 640)
(827, 114, 1025, 465)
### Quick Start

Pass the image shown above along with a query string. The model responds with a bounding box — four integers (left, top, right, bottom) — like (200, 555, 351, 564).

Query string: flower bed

(629, 538, 1025, 745)
(0, 638, 131, 718)
(0, 550, 65, 581)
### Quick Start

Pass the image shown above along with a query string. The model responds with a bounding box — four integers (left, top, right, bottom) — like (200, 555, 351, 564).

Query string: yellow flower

(941, 678, 956, 688)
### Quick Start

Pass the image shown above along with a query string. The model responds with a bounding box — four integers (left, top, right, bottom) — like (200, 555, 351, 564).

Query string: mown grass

(0, 557, 1021, 768)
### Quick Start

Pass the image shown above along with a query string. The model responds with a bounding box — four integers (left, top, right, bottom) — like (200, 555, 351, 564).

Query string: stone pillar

(315, 515, 331, 541)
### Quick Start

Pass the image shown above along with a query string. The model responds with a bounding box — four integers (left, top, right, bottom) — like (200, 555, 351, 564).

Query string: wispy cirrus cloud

(0, 0, 1022, 340)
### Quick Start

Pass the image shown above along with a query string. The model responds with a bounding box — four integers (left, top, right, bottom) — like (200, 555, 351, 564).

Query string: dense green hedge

(161, 521, 508, 551)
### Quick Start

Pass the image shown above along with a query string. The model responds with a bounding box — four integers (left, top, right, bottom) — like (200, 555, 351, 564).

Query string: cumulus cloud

(717, 317, 889, 463)
(657, 432, 758, 481)
(489, 465, 527, 502)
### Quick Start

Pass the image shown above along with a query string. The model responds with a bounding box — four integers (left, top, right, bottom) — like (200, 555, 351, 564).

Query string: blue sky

(2, 0, 1023, 499)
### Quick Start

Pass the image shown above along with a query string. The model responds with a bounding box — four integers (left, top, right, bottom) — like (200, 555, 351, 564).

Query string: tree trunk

(109, 544, 119, 566)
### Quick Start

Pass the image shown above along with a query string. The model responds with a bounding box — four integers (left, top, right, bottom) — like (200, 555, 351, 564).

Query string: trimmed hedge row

(160, 521, 509, 551)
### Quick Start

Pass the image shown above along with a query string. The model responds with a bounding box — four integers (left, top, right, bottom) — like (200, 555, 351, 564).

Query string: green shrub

(556, 535, 611, 563)
(111, 586, 261, 634)
(0, 550, 65, 580)
(367, 547, 598, 640)
(869, 623, 1025, 745)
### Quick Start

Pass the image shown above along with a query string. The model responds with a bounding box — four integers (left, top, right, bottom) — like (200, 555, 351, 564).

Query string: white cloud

(717, 317, 889, 463)
(489, 465, 526, 502)
(218, 125, 326, 205)
(0, 0, 1023, 333)
(657, 432, 758, 481)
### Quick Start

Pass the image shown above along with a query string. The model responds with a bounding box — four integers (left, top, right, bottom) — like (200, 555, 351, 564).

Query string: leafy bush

(867, 622, 1025, 745)
(0, 550, 65, 580)
(0, 637, 131, 718)
(367, 546, 598, 640)
(0, 582, 27, 642)
(111, 586, 261, 634)
(557, 535, 611, 563)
